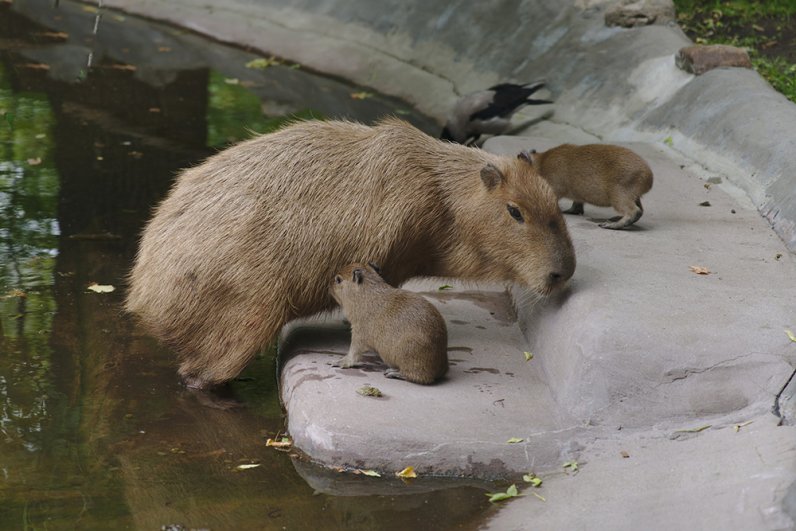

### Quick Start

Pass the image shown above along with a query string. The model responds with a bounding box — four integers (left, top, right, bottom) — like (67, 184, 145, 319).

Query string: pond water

(0, 2, 501, 529)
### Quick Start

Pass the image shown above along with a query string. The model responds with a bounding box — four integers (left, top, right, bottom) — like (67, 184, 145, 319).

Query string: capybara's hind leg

(179, 316, 282, 388)
(600, 197, 643, 229)
(563, 201, 584, 215)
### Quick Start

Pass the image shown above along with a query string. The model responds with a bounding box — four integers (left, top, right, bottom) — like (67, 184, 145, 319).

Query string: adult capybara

(527, 144, 653, 229)
(331, 262, 448, 385)
(126, 118, 575, 388)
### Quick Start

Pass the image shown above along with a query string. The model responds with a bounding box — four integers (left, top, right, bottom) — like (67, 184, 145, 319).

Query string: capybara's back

(127, 119, 575, 387)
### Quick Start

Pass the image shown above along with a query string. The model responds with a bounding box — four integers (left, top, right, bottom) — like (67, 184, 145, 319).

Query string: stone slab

(279, 283, 583, 479)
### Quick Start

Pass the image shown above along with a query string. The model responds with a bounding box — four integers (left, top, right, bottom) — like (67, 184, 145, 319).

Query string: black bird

(440, 82, 552, 145)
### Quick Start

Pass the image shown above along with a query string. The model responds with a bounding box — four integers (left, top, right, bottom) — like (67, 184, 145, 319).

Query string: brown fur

(529, 144, 653, 229)
(126, 118, 575, 387)
(331, 263, 448, 384)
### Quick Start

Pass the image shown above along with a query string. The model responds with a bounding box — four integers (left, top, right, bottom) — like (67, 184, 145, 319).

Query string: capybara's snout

(546, 241, 576, 291)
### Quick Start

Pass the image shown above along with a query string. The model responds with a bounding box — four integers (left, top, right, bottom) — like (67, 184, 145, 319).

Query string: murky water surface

(0, 2, 496, 529)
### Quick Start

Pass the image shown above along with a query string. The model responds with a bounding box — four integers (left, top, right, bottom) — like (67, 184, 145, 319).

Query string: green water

(0, 2, 493, 529)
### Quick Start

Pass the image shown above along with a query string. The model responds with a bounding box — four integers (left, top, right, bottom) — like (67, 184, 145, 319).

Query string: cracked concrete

(59, 0, 796, 526)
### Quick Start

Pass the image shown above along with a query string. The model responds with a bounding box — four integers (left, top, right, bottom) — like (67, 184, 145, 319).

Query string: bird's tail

(522, 81, 552, 105)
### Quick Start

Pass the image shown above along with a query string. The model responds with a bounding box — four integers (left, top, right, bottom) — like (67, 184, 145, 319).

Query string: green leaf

(506, 437, 524, 444)
(360, 469, 381, 477)
(438, 284, 453, 291)
(563, 460, 578, 472)
(663, 136, 673, 146)
(786, 329, 796, 343)
(524, 351, 534, 361)
(486, 484, 521, 503)
(523, 474, 542, 487)
(245, 57, 281, 69)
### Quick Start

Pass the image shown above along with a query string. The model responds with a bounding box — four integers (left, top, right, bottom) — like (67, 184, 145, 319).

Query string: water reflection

(0, 2, 491, 529)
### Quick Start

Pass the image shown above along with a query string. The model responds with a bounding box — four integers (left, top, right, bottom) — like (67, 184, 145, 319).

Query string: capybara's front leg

(563, 201, 584, 215)
(334, 334, 368, 368)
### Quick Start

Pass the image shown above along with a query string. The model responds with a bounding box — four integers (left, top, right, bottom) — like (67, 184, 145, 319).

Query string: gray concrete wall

(95, 0, 796, 253)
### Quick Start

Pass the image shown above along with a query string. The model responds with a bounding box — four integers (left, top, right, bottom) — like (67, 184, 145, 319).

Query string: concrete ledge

(279, 283, 585, 478)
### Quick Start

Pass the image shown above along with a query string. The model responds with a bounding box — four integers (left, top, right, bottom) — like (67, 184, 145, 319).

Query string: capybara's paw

(599, 219, 628, 230)
(333, 356, 359, 369)
(181, 374, 209, 389)
(384, 368, 406, 380)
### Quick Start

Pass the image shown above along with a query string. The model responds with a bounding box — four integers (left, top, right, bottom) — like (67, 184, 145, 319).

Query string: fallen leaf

(33, 31, 69, 40)
(563, 460, 579, 472)
(620, 450, 630, 458)
(148, 107, 161, 113)
(698, 201, 711, 207)
(289, 63, 302, 69)
(438, 284, 453, 291)
(786, 330, 796, 343)
(734, 420, 753, 432)
(663, 136, 673, 146)
(224, 78, 240, 85)
(486, 484, 520, 503)
(266, 437, 292, 448)
(752, 24, 764, 32)
(87, 283, 115, 293)
(358, 469, 381, 477)
(235, 463, 261, 470)
(3, 289, 26, 299)
(532, 492, 546, 502)
(396, 466, 417, 478)
(27, 157, 42, 166)
(350, 91, 373, 100)
(356, 385, 383, 397)
(522, 473, 542, 487)
(524, 351, 534, 362)
(675, 424, 711, 433)
(246, 57, 281, 69)
(107, 63, 137, 72)
(689, 265, 711, 275)
(506, 437, 524, 444)
(704, 183, 712, 190)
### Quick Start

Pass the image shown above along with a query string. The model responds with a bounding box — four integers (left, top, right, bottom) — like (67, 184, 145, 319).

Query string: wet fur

(530, 144, 653, 229)
(126, 118, 575, 387)
(332, 263, 448, 385)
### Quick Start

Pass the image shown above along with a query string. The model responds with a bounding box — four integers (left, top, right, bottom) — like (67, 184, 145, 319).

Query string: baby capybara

(527, 144, 653, 229)
(331, 262, 448, 385)
(126, 118, 575, 388)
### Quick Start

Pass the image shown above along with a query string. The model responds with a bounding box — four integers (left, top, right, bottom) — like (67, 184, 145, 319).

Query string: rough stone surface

(604, 0, 675, 27)
(676, 44, 753, 75)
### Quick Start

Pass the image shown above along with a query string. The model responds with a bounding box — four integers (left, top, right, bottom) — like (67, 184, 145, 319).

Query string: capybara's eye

(335, 275, 343, 284)
(507, 205, 524, 223)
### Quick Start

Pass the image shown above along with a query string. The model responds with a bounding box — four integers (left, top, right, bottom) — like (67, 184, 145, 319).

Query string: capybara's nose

(549, 253, 576, 287)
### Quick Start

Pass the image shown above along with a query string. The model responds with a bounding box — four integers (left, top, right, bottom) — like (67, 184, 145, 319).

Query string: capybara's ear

(517, 151, 533, 165)
(352, 268, 364, 284)
(480, 164, 504, 190)
(367, 262, 382, 275)
(335, 275, 343, 284)
(531, 149, 537, 154)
